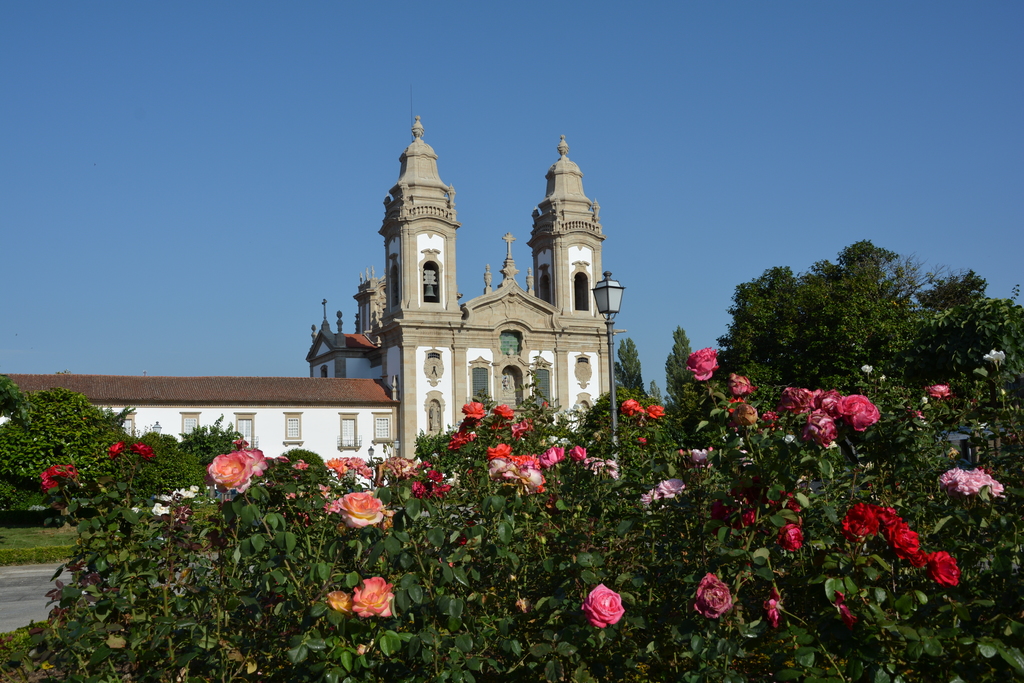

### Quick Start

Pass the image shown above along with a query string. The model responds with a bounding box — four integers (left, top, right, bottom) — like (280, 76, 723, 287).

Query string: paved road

(0, 563, 70, 633)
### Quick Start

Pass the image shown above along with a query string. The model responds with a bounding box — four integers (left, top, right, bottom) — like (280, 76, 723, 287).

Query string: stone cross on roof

(499, 233, 519, 285)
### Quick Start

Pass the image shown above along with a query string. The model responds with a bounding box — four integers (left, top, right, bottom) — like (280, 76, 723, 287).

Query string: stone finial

(322, 299, 328, 322)
(592, 198, 601, 221)
(412, 115, 424, 140)
(311, 324, 316, 341)
(526, 267, 535, 295)
(500, 233, 519, 285)
(557, 135, 569, 157)
(336, 311, 343, 334)
(447, 184, 456, 209)
(484, 264, 492, 294)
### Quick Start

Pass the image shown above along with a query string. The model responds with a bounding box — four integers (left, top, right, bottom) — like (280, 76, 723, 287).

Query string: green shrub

(179, 416, 241, 467)
(125, 433, 205, 499)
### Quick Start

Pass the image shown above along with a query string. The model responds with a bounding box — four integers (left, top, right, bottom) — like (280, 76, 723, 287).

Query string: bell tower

(527, 136, 604, 317)
(379, 116, 461, 322)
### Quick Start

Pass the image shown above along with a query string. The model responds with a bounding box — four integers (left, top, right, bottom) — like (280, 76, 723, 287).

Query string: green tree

(615, 337, 644, 392)
(916, 268, 988, 311)
(179, 416, 242, 467)
(647, 380, 663, 404)
(664, 326, 695, 410)
(0, 374, 31, 427)
(718, 241, 935, 391)
(0, 388, 122, 505)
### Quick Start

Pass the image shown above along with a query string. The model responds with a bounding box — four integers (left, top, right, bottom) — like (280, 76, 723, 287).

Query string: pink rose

(581, 584, 625, 628)
(568, 446, 587, 462)
(727, 373, 757, 397)
(538, 446, 565, 469)
(642, 478, 685, 505)
(812, 389, 843, 419)
(352, 577, 395, 617)
(764, 587, 781, 628)
(687, 448, 711, 468)
(293, 460, 309, 470)
(777, 387, 814, 414)
(802, 410, 837, 447)
(926, 384, 952, 400)
(694, 573, 732, 618)
(777, 523, 804, 551)
(686, 348, 719, 381)
(207, 451, 255, 492)
(511, 419, 533, 440)
(242, 448, 268, 476)
(837, 395, 880, 432)
(336, 492, 385, 528)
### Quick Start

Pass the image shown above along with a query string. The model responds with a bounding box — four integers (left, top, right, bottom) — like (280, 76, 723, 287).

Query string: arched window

(320, 365, 328, 378)
(574, 272, 589, 311)
(422, 261, 440, 303)
(389, 263, 400, 306)
(538, 272, 551, 303)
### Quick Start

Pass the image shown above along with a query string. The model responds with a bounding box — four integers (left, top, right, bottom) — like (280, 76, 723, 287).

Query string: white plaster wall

(567, 246, 594, 281)
(416, 233, 446, 266)
(569, 351, 600, 394)
(416, 346, 453, 432)
(386, 346, 402, 387)
(112, 405, 383, 460)
(345, 357, 375, 379)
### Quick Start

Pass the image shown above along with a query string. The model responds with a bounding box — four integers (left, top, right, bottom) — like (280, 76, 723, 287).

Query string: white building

(6, 374, 397, 460)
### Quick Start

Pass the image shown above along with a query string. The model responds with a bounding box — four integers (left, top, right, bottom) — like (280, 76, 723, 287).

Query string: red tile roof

(345, 334, 379, 350)
(6, 374, 396, 407)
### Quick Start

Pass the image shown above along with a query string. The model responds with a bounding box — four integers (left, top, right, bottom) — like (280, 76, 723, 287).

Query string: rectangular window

(535, 368, 551, 401)
(122, 416, 135, 434)
(236, 416, 254, 441)
(472, 367, 489, 399)
(338, 414, 360, 449)
(182, 412, 200, 435)
(374, 417, 390, 440)
(284, 413, 302, 442)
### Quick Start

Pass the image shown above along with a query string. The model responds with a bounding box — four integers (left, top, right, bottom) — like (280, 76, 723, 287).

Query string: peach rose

(326, 591, 354, 615)
(206, 451, 255, 492)
(337, 492, 385, 528)
(352, 577, 395, 617)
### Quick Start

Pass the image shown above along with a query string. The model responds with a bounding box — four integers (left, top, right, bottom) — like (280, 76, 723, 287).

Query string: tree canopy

(615, 337, 644, 392)
(717, 240, 988, 391)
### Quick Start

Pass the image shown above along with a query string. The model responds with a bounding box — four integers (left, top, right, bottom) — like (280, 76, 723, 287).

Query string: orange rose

(326, 591, 354, 615)
(462, 402, 486, 420)
(352, 577, 395, 618)
(337, 492, 385, 528)
(206, 451, 255, 492)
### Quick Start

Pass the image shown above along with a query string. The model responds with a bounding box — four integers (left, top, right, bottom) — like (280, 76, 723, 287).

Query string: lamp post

(592, 271, 625, 444)
(153, 421, 162, 434)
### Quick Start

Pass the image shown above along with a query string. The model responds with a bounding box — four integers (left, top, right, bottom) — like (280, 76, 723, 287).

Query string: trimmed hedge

(0, 546, 74, 566)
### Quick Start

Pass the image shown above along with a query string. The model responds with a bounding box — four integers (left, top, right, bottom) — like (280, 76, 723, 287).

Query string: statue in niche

(428, 400, 441, 434)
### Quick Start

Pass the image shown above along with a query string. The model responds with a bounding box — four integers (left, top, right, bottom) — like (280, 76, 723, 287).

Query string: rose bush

(14, 353, 1024, 682)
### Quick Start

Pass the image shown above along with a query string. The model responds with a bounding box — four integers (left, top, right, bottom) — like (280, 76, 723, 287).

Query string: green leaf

(287, 644, 309, 664)
(530, 643, 552, 658)
(250, 534, 266, 554)
(345, 571, 360, 588)
(977, 641, 997, 658)
(616, 519, 635, 536)
(275, 531, 297, 554)
(455, 634, 473, 653)
(498, 521, 513, 545)
(405, 498, 421, 520)
(999, 645, 1024, 673)
(379, 632, 402, 657)
(427, 527, 445, 547)
(775, 670, 802, 681)
(544, 659, 563, 682)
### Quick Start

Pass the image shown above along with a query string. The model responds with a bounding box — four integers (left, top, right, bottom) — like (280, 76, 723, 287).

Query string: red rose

(462, 402, 486, 421)
(493, 404, 515, 420)
(835, 591, 857, 630)
(925, 551, 960, 587)
(802, 410, 837, 447)
(882, 519, 921, 561)
(926, 384, 952, 400)
(426, 469, 443, 483)
(40, 464, 79, 492)
(686, 348, 719, 381)
(777, 387, 814, 414)
(646, 405, 665, 419)
(620, 399, 644, 417)
(727, 373, 757, 397)
(108, 441, 126, 460)
(487, 443, 513, 460)
(837, 394, 880, 432)
(448, 430, 477, 451)
(777, 523, 804, 551)
(131, 443, 155, 460)
(411, 481, 428, 499)
(841, 503, 881, 541)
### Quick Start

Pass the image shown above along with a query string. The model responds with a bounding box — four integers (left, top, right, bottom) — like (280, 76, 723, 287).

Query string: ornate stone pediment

(459, 281, 557, 331)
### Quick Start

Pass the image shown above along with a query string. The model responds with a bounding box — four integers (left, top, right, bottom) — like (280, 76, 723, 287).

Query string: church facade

(307, 118, 613, 455)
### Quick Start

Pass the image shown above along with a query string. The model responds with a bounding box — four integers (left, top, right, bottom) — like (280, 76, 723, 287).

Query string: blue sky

(2, 2, 1022, 389)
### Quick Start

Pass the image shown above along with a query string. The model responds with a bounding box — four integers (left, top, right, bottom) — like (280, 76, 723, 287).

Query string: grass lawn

(0, 524, 77, 549)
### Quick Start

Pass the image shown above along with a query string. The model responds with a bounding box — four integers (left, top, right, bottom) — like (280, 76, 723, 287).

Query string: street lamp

(153, 421, 162, 434)
(592, 271, 625, 444)
(367, 445, 375, 459)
